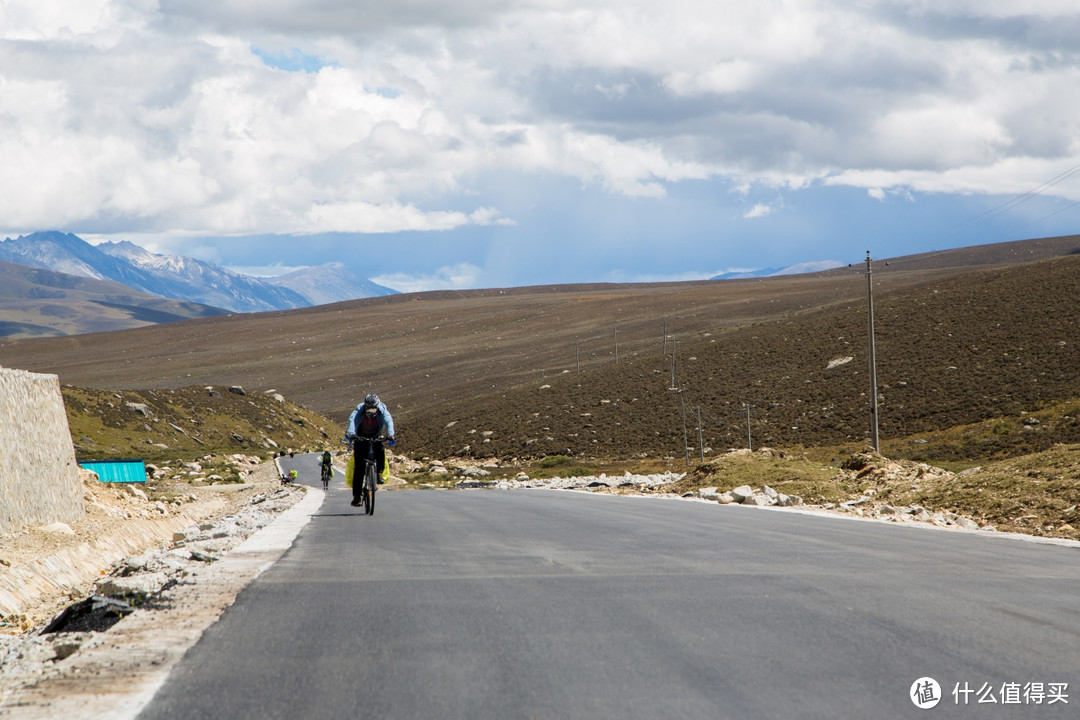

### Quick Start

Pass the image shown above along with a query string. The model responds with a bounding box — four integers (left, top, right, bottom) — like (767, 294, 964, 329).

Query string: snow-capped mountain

(265, 264, 397, 306)
(710, 267, 784, 280)
(0, 231, 166, 292)
(710, 260, 843, 280)
(0, 232, 397, 313)
(96, 240, 308, 312)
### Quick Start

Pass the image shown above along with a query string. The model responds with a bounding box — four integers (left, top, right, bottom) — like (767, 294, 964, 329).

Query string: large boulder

(840, 450, 885, 472)
(730, 485, 754, 503)
(95, 572, 169, 602)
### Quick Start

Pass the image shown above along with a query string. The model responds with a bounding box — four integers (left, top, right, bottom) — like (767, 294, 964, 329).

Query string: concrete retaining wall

(0, 368, 84, 533)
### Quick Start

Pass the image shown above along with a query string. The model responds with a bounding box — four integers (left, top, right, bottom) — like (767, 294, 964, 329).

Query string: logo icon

(911, 677, 942, 709)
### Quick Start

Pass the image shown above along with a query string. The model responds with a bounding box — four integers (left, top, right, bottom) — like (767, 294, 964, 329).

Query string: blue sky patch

(252, 47, 331, 73)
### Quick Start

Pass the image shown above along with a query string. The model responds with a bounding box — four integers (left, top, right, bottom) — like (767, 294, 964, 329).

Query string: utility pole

(576, 342, 580, 375)
(697, 406, 704, 462)
(745, 403, 752, 451)
(681, 399, 690, 466)
(866, 251, 880, 452)
(669, 338, 677, 390)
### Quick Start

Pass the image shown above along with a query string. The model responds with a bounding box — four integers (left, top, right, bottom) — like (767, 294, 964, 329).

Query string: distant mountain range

(0, 232, 397, 314)
(265, 264, 397, 307)
(710, 260, 844, 280)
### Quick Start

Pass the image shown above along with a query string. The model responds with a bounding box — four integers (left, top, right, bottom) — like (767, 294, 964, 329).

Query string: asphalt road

(137, 471, 1080, 719)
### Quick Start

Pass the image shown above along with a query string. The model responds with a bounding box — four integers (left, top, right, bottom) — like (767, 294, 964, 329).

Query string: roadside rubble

(682, 482, 988, 529)
(821, 450, 993, 530)
(692, 484, 805, 507)
(455, 470, 685, 491)
(678, 449, 995, 531)
(0, 454, 274, 629)
(447, 448, 997, 533)
(0, 480, 304, 707)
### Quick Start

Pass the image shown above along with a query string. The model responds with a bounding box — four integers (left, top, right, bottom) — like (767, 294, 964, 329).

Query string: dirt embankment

(0, 459, 298, 633)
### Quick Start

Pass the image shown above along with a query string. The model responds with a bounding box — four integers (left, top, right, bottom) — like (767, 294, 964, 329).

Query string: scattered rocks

(457, 471, 685, 491)
(126, 485, 149, 501)
(125, 402, 152, 417)
(95, 572, 169, 602)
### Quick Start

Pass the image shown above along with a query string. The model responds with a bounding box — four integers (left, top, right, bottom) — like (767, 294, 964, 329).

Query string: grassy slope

(63, 385, 339, 463)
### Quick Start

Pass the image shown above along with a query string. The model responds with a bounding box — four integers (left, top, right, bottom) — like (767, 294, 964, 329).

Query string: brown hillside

(404, 255, 1080, 462)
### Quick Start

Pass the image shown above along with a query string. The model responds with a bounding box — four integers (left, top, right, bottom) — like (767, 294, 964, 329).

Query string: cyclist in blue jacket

(346, 394, 395, 506)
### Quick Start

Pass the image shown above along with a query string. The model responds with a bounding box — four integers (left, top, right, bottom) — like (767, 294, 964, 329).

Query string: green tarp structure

(79, 459, 147, 484)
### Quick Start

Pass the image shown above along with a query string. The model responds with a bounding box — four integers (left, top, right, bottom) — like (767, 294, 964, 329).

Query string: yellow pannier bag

(346, 452, 390, 487)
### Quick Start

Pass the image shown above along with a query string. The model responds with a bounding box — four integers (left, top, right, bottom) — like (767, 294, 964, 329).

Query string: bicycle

(320, 462, 332, 490)
(351, 436, 390, 515)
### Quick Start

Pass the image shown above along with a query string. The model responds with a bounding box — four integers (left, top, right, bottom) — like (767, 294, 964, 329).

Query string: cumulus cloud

(371, 263, 483, 293)
(604, 269, 717, 283)
(3, 0, 1080, 239)
(226, 262, 311, 277)
(158, 0, 522, 36)
(743, 203, 772, 219)
(771, 260, 844, 275)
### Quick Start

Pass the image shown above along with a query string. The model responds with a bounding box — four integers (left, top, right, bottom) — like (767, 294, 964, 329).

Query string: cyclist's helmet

(363, 393, 380, 414)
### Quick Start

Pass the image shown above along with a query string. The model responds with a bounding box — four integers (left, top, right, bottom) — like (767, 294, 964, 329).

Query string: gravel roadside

(0, 462, 320, 719)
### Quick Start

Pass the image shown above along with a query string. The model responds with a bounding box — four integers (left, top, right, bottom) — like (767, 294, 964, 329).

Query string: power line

(939, 160, 1080, 241)
(882, 161, 1080, 270)
(980, 198, 1080, 245)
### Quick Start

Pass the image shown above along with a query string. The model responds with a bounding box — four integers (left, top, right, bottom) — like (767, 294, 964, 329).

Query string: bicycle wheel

(364, 462, 376, 515)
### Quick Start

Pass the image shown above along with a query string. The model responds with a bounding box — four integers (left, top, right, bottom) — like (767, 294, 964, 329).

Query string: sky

(3, 1, 1080, 292)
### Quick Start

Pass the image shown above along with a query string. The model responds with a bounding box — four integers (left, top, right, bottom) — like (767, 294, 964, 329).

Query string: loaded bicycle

(351, 436, 391, 515)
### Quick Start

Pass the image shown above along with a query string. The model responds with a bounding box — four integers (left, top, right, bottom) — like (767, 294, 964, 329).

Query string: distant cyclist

(345, 394, 395, 507)
(319, 450, 333, 488)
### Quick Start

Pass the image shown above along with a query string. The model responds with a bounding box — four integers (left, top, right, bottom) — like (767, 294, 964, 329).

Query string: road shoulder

(0, 486, 323, 720)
